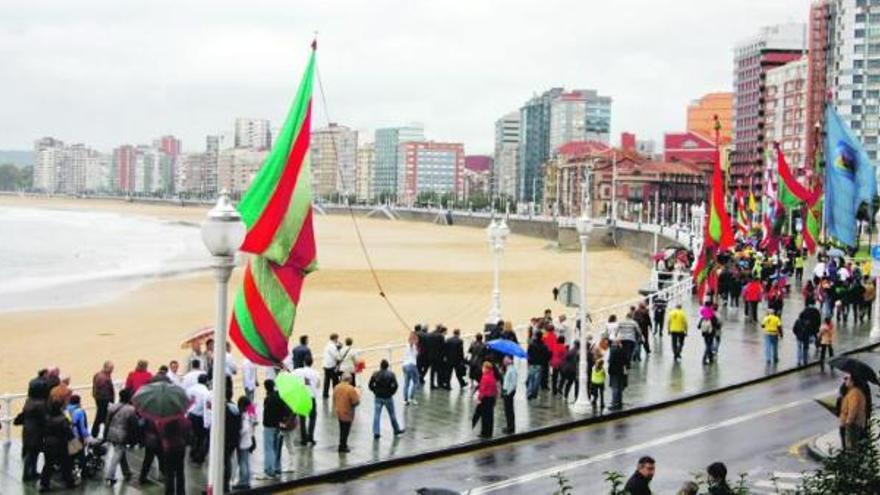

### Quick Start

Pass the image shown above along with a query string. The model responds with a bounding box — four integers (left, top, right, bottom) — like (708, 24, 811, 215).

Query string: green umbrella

(275, 372, 313, 416)
(132, 381, 190, 420)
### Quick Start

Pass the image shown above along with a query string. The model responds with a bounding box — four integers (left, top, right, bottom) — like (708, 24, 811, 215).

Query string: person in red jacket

(742, 278, 764, 323)
(125, 360, 153, 394)
(472, 362, 498, 439)
(541, 326, 558, 390)
(549, 336, 567, 395)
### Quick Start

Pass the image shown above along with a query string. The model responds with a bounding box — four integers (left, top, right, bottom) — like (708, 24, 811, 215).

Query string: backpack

(698, 318, 714, 335)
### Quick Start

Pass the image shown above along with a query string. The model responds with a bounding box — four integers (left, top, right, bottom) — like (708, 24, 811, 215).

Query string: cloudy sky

(0, 0, 810, 154)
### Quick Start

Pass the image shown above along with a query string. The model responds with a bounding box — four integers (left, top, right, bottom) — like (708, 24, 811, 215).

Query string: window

(857, 13, 867, 22)
(855, 75, 865, 84)
(856, 59, 866, 69)
(854, 90, 864, 99)
(854, 105, 863, 114)
(857, 29, 866, 38)
(869, 90, 880, 98)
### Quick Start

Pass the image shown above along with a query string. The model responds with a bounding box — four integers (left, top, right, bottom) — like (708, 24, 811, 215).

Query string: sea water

(0, 206, 207, 311)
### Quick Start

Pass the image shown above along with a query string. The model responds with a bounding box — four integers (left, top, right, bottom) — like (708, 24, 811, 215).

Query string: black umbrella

(829, 356, 879, 385)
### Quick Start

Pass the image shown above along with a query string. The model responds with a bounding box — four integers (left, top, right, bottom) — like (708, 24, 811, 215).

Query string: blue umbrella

(486, 339, 527, 358)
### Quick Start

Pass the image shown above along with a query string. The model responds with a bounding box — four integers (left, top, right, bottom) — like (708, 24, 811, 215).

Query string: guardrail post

(3, 395, 11, 447)
(386, 348, 394, 368)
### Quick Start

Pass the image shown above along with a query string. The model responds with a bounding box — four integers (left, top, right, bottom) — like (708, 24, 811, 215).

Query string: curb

(805, 432, 837, 462)
(241, 340, 880, 494)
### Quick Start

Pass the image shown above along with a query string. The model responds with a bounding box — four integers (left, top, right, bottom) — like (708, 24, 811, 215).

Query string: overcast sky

(0, 0, 810, 154)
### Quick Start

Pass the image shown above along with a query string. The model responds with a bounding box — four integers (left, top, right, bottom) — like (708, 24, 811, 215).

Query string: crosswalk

(749, 471, 805, 494)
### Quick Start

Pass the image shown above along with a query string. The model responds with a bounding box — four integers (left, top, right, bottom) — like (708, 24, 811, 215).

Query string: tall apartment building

(355, 143, 375, 202)
(519, 88, 563, 203)
(731, 23, 806, 189)
(765, 58, 809, 169)
(687, 92, 734, 142)
(373, 125, 425, 198)
(217, 148, 269, 195)
(176, 153, 210, 196)
(310, 123, 358, 199)
(112, 145, 137, 193)
(548, 89, 612, 150)
(85, 153, 111, 192)
(33, 137, 64, 192)
(234, 118, 272, 150)
(806, 1, 832, 167)
(493, 111, 520, 199)
(397, 141, 465, 204)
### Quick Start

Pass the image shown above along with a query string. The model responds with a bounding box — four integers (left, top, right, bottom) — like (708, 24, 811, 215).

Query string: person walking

(698, 313, 716, 365)
(550, 335, 567, 395)
(334, 373, 361, 453)
(467, 333, 487, 387)
(634, 303, 652, 355)
(762, 309, 783, 364)
(40, 401, 76, 490)
(561, 341, 580, 402)
(607, 341, 628, 411)
(368, 359, 405, 440)
(862, 276, 876, 323)
(402, 332, 421, 405)
(501, 356, 517, 434)
(291, 356, 320, 446)
(91, 360, 115, 438)
(743, 277, 764, 323)
(667, 303, 688, 361)
(259, 379, 288, 480)
(159, 415, 190, 495)
(321, 334, 342, 399)
(425, 327, 446, 389)
(526, 331, 549, 400)
(185, 373, 210, 464)
(104, 388, 136, 485)
(839, 372, 869, 451)
(291, 335, 312, 369)
(472, 362, 497, 439)
(16, 388, 47, 482)
(138, 416, 162, 485)
(623, 456, 656, 495)
(443, 329, 467, 389)
(65, 395, 92, 475)
(590, 357, 606, 409)
(124, 360, 152, 395)
(233, 395, 258, 490)
(617, 313, 640, 365)
(242, 358, 258, 403)
(818, 317, 835, 372)
(338, 337, 360, 387)
(652, 295, 667, 336)
(222, 388, 241, 493)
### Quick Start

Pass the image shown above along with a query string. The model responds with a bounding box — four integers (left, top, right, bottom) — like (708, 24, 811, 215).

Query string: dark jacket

(798, 306, 822, 337)
(16, 397, 47, 449)
(608, 345, 627, 378)
(708, 481, 735, 495)
(292, 344, 312, 369)
(443, 336, 465, 365)
(92, 370, 115, 402)
(623, 471, 652, 495)
(28, 376, 50, 400)
(43, 409, 73, 454)
(368, 369, 399, 399)
(527, 340, 551, 366)
(424, 331, 445, 363)
(160, 416, 191, 453)
(561, 349, 579, 377)
(262, 391, 291, 428)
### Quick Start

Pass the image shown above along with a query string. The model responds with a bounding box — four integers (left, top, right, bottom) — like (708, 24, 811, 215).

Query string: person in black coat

(623, 456, 656, 495)
(291, 335, 312, 369)
(442, 329, 467, 389)
(608, 341, 628, 411)
(15, 394, 47, 481)
(467, 334, 487, 384)
(40, 401, 76, 490)
(415, 325, 430, 383)
(424, 326, 446, 389)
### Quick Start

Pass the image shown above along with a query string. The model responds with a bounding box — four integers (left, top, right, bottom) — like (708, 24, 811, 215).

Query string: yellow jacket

(667, 308, 688, 334)
(762, 314, 782, 335)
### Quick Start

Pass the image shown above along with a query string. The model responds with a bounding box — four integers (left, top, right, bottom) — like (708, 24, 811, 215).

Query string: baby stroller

(80, 439, 107, 480)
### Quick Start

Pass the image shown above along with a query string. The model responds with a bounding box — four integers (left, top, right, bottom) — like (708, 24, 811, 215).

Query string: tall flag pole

(230, 41, 318, 366)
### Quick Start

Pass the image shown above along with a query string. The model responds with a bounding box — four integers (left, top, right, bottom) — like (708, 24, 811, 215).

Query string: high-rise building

(519, 88, 563, 203)
(463, 155, 492, 200)
(548, 89, 612, 151)
(59, 144, 93, 194)
(217, 148, 269, 195)
(826, 0, 880, 160)
(176, 153, 211, 196)
(355, 142, 375, 202)
(765, 58, 809, 169)
(687, 92, 734, 143)
(397, 141, 465, 204)
(620, 132, 637, 151)
(204, 135, 221, 195)
(731, 23, 806, 189)
(234, 118, 272, 150)
(373, 125, 425, 198)
(33, 137, 64, 192)
(310, 123, 358, 199)
(806, 1, 831, 168)
(85, 152, 111, 192)
(154, 135, 182, 158)
(493, 111, 520, 199)
(112, 145, 137, 193)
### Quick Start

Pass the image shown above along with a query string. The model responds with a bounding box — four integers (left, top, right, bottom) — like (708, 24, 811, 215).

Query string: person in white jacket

(233, 396, 258, 490)
(292, 356, 321, 446)
(402, 332, 421, 405)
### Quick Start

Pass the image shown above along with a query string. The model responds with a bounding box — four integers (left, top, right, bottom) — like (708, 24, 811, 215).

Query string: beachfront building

(33, 137, 64, 193)
(730, 23, 806, 190)
(493, 111, 520, 200)
(217, 148, 269, 196)
(397, 141, 465, 205)
(373, 124, 425, 200)
(548, 89, 613, 151)
(765, 58, 809, 170)
(519, 88, 563, 204)
(355, 142, 375, 203)
(310, 123, 358, 200)
(234, 118, 272, 150)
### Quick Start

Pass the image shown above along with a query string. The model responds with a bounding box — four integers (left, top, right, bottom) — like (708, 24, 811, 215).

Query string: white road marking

(755, 480, 799, 490)
(467, 394, 828, 493)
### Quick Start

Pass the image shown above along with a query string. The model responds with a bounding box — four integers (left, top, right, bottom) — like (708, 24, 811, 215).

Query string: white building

(356, 142, 375, 202)
(373, 125, 425, 198)
(493, 111, 520, 199)
(85, 153, 111, 192)
(234, 118, 272, 150)
(765, 58, 808, 169)
(310, 123, 358, 199)
(217, 148, 268, 195)
(549, 89, 612, 151)
(33, 137, 64, 192)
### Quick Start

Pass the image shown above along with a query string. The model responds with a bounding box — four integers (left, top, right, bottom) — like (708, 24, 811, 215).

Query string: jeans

(299, 398, 317, 443)
(526, 365, 541, 399)
(797, 339, 810, 366)
(502, 392, 515, 432)
(105, 441, 131, 480)
(92, 399, 110, 438)
(610, 377, 624, 409)
(262, 426, 280, 476)
(402, 363, 420, 401)
(702, 334, 715, 363)
(162, 448, 186, 495)
(764, 334, 779, 363)
(654, 310, 665, 335)
(372, 397, 402, 436)
(339, 420, 352, 449)
(236, 448, 251, 487)
(670, 333, 685, 359)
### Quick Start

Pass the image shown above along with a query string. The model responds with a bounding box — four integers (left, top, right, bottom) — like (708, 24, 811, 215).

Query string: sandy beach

(0, 195, 649, 395)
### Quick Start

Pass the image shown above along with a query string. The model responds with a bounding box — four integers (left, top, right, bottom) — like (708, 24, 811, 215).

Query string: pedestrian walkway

(2, 286, 875, 494)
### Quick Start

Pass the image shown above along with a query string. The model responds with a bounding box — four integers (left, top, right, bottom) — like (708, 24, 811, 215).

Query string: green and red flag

(775, 142, 819, 208)
(707, 117, 735, 249)
(230, 43, 318, 366)
(735, 187, 749, 236)
(803, 196, 823, 254)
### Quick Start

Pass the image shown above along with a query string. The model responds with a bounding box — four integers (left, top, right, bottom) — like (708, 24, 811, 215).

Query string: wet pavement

(3, 286, 877, 494)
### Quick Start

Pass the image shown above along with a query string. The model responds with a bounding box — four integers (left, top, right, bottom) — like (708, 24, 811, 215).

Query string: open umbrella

(180, 325, 214, 349)
(275, 372, 314, 416)
(829, 356, 879, 385)
(486, 339, 527, 358)
(827, 247, 846, 259)
(132, 381, 190, 421)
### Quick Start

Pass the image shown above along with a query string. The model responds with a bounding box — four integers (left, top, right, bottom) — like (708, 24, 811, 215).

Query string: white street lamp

(872, 209, 880, 339)
(200, 190, 246, 495)
(570, 209, 594, 414)
(486, 215, 510, 323)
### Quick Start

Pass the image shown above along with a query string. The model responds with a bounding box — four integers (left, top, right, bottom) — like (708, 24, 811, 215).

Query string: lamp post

(872, 209, 880, 339)
(486, 214, 510, 323)
(200, 190, 246, 495)
(571, 185, 594, 414)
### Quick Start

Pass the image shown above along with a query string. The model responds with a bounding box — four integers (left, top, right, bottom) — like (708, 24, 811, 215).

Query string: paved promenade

(2, 278, 876, 494)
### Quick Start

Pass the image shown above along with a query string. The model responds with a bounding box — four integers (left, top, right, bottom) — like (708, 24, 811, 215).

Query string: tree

(0, 164, 30, 191)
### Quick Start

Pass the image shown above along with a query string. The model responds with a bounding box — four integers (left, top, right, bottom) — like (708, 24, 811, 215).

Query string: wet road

(292, 349, 880, 495)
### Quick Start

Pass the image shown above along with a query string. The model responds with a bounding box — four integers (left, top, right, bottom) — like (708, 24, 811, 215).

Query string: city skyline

(0, 0, 811, 154)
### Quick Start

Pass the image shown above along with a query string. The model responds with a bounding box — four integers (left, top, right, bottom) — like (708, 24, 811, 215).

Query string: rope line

(314, 60, 412, 333)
